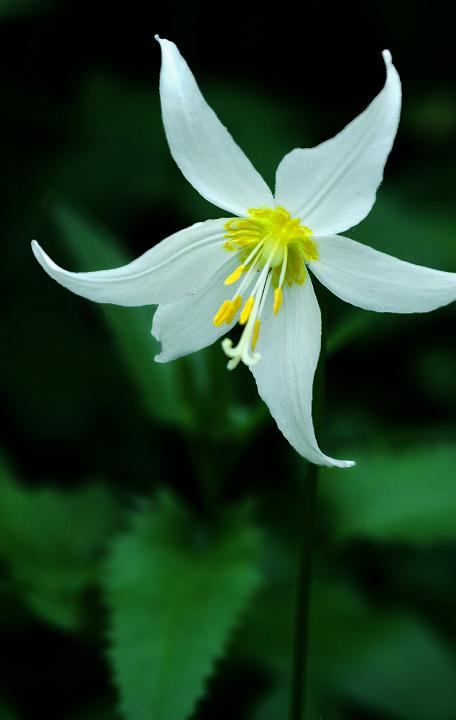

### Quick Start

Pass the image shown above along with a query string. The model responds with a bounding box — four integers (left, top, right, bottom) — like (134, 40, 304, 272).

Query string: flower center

(213, 206, 318, 369)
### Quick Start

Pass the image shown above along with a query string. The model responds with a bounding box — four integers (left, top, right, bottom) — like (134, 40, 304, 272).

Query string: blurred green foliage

(321, 445, 456, 543)
(1, 1, 455, 719)
(105, 494, 261, 720)
(53, 203, 187, 427)
(0, 457, 119, 629)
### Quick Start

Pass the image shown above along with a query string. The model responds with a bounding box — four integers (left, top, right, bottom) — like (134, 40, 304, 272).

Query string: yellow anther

(234, 294, 242, 310)
(225, 295, 242, 324)
(224, 264, 245, 285)
(213, 300, 231, 327)
(239, 295, 254, 325)
(273, 287, 283, 315)
(224, 295, 242, 324)
(252, 319, 261, 350)
(223, 301, 235, 324)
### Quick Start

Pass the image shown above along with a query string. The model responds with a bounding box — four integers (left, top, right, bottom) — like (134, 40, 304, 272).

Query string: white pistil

(273, 245, 289, 316)
(222, 240, 279, 369)
(242, 236, 266, 268)
(224, 236, 267, 291)
(257, 272, 272, 321)
(278, 245, 288, 290)
(234, 254, 263, 299)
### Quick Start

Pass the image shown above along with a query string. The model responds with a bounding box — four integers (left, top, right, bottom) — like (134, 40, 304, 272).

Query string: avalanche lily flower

(32, 37, 456, 468)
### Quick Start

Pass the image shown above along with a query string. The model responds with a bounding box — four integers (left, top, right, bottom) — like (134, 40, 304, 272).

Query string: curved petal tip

(333, 459, 356, 469)
(155, 35, 172, 51)
(31, 239, 46, 267)
(382, 49, 392, 65)
(32, 240, 57, 279)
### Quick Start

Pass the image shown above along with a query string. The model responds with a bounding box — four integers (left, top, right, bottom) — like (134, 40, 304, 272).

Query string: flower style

(32, 37, 456, 468)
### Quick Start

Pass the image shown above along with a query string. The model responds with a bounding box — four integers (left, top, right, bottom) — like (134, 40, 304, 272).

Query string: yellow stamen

(252, 319, 261, 350)
(224, 264, 245, 285)
(223, 207, 318, 287)
(224, 295, 242, 324)
(219, 206, 319, 369)
(239, 295, 254, 325)
(213, 300, 231, 327)
(273, 287, 283, 316)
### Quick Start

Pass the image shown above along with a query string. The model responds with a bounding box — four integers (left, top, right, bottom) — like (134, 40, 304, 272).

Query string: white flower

(32, 37, 456, 469)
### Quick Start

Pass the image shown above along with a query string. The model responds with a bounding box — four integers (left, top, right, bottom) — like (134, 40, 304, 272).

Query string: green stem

(290, 312, 326, 720)
(290, 464, 319, 720)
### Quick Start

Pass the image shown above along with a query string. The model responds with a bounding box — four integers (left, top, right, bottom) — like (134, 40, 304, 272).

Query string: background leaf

(311, 582, 456, 720)
(0, 457, 119, 629)
(320, 444, 456, 543)
(104, 492, 261, 720)
(0, 700, 19, 720)
(52, 203, 192, 429)
(0, 0, 50, 17)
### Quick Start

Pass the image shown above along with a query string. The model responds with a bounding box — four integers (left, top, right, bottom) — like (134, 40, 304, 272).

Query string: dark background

(1, 1, 455, 719)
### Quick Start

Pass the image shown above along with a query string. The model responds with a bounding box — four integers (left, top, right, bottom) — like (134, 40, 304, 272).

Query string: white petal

(152, 255, 239, 362)
(156, 36, 273, 216)
(250, 277, 355, 468)
(275, 50, 401, 235)
(32, 219, 230, 307)
(309, 234, 456, 313)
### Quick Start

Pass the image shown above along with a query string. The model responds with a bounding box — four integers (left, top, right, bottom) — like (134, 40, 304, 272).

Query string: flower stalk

(290, 311, 326, 720)
(290, 463, 318, 720)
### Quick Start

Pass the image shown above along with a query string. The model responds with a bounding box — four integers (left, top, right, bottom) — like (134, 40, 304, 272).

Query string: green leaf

(0, 457, 118, 629)
(351, 192, 456, 271)
(326, 306, 405, 356)
(241, 571, 456, 720)
(50, 73, 169, 222)
(52, 203, 192, 428)
(321, 444, 456, 543)
(311, 583, 456, 720)
(104, 492, 261, 720)
(0, 699, 19, 720)
(0, 0, 50, 18)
